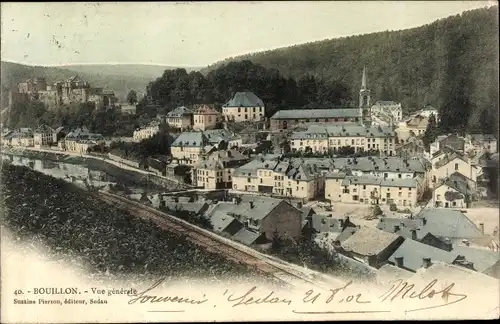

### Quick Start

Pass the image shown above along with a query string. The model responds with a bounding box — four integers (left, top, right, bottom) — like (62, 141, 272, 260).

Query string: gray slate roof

(291, 124, 395, 140)
(223, 91, 264, 107)
(440, 172, 474, 196)
(210, 211, 240, 234)
(208, 195, 287, 221)
(167, 106, 192, 118)
(341, 226, 401, 256)
(232, 228, 261, 245)
(203, 129, 242, 145)
(171, 131, 210, 147)
(271, 108, 362, 120)
(388, 239, 459, 272)
(452, 245, 500, 272)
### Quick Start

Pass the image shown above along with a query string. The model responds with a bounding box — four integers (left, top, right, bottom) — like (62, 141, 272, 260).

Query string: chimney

(395, 257, 404, 268)
(249, 201, 254, 209)
(422, 217, 427, 225)
(339, 219, 345, 228)
(394, 225, 400, 232)
(422, 257, 432, 269)
(296, 201, 303, 209)
(411, 229, 417, 240)
(479, 223, 484, 234)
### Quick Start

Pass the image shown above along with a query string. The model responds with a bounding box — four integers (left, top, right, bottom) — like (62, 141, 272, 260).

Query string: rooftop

(167, 106, 192, 118)
(171, 131, 210, 147)
(341, 226, 401, 256)
(208, 195, 289, 221)
(223, 91, 264, 107)
(271, 108, 362, 120)
(388, 239, 459, 272)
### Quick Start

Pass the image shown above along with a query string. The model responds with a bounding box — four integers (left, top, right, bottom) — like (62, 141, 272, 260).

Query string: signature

(378, 279, 468, 312)
(127, 277, 208, 305)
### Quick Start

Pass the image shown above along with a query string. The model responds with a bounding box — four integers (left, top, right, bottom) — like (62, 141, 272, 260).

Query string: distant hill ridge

(0, 61, 202, 106)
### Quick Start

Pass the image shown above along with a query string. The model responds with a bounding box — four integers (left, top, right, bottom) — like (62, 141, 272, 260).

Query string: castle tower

(359, 66, 372, 125)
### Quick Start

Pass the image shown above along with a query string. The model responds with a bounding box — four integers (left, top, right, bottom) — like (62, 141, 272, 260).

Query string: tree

(127, 90, 138, 105)
(422, 114, 438, 151)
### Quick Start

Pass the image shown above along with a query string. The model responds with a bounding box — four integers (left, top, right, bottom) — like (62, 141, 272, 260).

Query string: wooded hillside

(202, 6, 499, 134)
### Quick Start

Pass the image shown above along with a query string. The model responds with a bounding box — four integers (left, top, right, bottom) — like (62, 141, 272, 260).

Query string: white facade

(370, 101, 403, 125)
(133, 124, 160, 141)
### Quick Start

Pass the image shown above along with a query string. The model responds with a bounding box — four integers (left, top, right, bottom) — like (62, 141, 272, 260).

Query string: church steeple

(359, 66, 371, 109)
(361, 66, 367, 90)
(359, 66, 371, 126)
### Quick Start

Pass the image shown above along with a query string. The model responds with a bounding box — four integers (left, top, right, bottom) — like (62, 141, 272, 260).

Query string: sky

(1, 1, 497, 67)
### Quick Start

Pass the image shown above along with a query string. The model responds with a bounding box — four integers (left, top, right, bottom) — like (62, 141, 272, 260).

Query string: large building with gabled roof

(222, 91, 265, 122)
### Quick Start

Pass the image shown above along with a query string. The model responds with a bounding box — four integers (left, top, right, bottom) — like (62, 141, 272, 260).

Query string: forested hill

(201, 6, 499, 133)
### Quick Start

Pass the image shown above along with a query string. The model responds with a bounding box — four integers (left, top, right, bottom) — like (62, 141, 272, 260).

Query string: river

(1, 154, 146, 196)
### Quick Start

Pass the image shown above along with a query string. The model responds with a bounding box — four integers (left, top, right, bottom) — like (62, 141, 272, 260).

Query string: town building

(5, 128, 34, 147)
(165, 106, 193, 130)
(133, 120, 161, 141)
(431, 150, 479, 184)
(464, 134, 498, 155)
(222, 91, 265, 122)
(429, 134, 466, 157)
(396, 114, 429, 141)
(60, 127, 105, 154)
(325, 174, 421, 207)
(207, 195, 303, 241)
(203, 129, 243, 148)
(170, 131, 211, 166)
(269, 108, 363, 132)
(376, 209, 484, 245)
(433, 172, 475, 208)
(192, 149, 249, 189)
(415, 105, 439, 121)
(231, 158, 325, 201)
(370, 101, 403, 126)
(338, 226, 405, 268)
(10, 76, 115, 110)
(290, 124, 397, 155)
(33, 125, 55, 148)
(395, 137, 426, 159)
(192, 105, 221, 131)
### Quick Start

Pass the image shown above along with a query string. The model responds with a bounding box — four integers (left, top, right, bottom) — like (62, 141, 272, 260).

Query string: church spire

(361, 66, 367, 90)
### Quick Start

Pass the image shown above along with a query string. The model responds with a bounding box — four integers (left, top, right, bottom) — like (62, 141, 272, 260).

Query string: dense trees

(202, 6, 499, 135)
(146, 60, 353, 118)
(126, 89, 138, 104)
(423, 114, 439, 150)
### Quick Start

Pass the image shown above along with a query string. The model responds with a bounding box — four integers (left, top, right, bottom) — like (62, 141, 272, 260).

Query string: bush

(372, 204, 383, 217)
(389, 203, 397, 211)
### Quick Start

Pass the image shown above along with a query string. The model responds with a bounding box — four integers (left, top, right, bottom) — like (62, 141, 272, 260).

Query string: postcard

(1, 1, 499, 323)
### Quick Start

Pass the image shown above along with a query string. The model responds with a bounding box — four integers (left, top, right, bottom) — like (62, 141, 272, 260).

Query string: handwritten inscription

(125, 277, 468, 314)
(379, 279, 468, 312)
(127, 278, 208, 305)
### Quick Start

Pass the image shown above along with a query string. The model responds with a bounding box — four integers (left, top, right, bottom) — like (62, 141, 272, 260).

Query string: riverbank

(1, 146, 190, 192)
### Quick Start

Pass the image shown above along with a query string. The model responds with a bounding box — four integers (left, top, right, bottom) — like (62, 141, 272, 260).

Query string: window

(398, 192, 402, 197)
(228, 176, 232, 180)
(386, 193, 391, 198)
(455, 163, 459, 171)
(437, 194, 441, 200)
(260, 178, 263, 184)
(363, 185, 366, 189)
(247, 178, 251, 183)
(398, 174, 402, 178)
(296, 187, 299, 191)
(408, 192, 411, 198)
